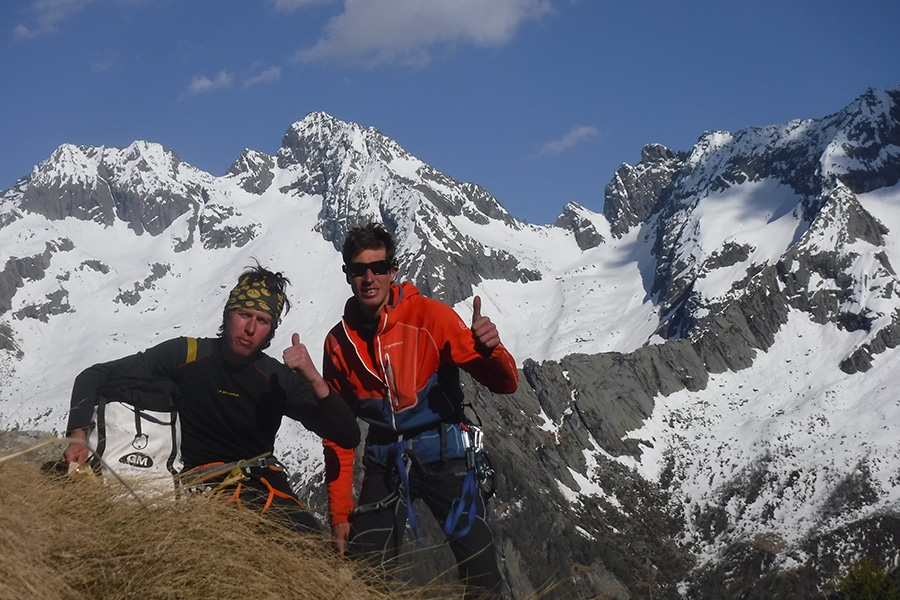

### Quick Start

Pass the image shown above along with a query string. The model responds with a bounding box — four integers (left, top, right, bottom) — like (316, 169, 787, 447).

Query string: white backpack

(86, 369, 184, 491)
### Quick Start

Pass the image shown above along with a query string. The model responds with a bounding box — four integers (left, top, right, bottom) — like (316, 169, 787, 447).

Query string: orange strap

(183, 462, 304, 517)
(257, 474, 304, 516)
(226, 482, 244, 508)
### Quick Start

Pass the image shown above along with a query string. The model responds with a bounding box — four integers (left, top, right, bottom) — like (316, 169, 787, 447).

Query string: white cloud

(270, 0, 336, 12)
(183, 71, 234, 97)
(294, 0, 553, 66)
(13, 0, 98, 40)
(244, 66, 283, 88)
(90, 51, 119, 73)
(538, 125, 599, 157)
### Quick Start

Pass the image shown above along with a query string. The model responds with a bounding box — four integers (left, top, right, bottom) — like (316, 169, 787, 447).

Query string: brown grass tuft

(0, 436, 463, 600)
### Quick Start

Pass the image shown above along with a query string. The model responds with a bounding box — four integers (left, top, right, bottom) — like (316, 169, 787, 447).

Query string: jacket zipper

(385, 353, 399, 412)
(372, 316, 399, 429)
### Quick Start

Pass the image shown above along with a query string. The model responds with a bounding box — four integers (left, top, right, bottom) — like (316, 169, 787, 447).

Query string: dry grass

(0, 434, 465, 600)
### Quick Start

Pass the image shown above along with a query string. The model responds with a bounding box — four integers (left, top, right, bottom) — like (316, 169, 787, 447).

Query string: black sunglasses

(342, 260, 394, 277)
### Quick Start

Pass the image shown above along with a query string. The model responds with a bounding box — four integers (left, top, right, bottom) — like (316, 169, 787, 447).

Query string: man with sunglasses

(62, 261, 360, 531)
(322, 223, 518, 598)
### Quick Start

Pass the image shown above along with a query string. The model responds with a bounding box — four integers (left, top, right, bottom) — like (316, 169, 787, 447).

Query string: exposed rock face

(113, 263, 173, 306)
(226, 149, 275, 195)
(16, 143, 205, 236)
(276, 112, 539, 305)
(3, 87, 900, 600)
(3, 142, 265, 254)
(0, 240, 69, 314)
(198, 203, 258, 249)
(603, 143, 686, 238)
(649, 89, 900, 320)
(461, 86, 900, 597)
(554, 203, 605, 250)
(0, 322, 20, 355)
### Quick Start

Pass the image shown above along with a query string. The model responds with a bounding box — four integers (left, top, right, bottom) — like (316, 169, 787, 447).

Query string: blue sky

(2, 0, 899, 225)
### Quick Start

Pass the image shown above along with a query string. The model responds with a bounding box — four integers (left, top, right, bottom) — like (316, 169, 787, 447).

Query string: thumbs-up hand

(471, 295, 500, 355)
(283, 333, 313, 375)
(283, 333, 330, 398)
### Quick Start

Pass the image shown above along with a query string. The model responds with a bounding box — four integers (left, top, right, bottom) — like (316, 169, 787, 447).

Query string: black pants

(240, 468, 322, 533)
(348, 457, 502, 599)
(189, 463, 322, 534)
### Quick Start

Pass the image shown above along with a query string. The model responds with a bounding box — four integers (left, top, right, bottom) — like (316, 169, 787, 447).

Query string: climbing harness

(178, 454, 306, 517)
(350, 419, 495, 549)
(461, 422, 495, 500)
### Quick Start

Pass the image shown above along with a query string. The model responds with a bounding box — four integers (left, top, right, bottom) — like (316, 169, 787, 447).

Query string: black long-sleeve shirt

(66, 336, 360, 468)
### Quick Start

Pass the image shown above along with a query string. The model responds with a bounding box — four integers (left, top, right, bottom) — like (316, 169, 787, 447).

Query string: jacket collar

(343, 282, 420, 335)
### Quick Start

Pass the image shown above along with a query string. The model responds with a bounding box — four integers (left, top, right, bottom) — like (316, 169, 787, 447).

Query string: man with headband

(62, 262, 360, 531)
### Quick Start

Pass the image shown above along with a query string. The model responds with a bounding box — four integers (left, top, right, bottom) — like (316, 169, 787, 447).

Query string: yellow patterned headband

(225, 275, 286, 324)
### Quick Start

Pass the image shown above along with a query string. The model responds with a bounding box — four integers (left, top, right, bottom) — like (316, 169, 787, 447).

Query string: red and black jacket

(322, 282, 518, 526)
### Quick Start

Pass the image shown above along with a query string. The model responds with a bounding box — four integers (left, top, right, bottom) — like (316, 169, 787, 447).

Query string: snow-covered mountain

(2, 85, 899, 598)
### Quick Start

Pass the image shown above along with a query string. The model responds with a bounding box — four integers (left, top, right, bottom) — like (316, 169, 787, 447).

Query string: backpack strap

(185, 337, 198, 364)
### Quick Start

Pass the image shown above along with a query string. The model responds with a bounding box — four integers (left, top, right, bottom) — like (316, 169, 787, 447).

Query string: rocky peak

(554, 202, 605, 250)
(226, 149, 275, 195)
(277, 111, 369, 171)
(649, 87, 900, 319)
(603, 143, 686, 237)
(3, 85, 900, 600)
(271, 112, 535, 304)
(277, 112, 407, 237)
(822, 86, 900, 194)
(4, 141, 206, 237)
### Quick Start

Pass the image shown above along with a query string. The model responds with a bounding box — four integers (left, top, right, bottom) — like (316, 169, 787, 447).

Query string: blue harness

(392, 439, 480, 546)
(351, 421, 493, 548)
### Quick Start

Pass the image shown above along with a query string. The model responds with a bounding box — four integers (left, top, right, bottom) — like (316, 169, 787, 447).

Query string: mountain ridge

(2, 85, 900, 598)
